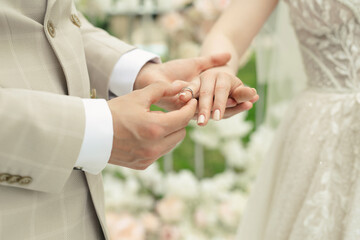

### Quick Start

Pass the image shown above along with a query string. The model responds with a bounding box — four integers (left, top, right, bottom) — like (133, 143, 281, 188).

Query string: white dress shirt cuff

(109, 48, 160, 96)
(76, 99, 113, 174)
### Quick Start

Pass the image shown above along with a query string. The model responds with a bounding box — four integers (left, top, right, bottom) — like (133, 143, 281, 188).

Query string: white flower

(245, 125, 274, 180)
(160, 225, 182, 240)
(138, 163, 165, 195)
(103, 175, 154, 211)
(106, 213, 146, 240)
(182, 230, 208, 240)
(190, 112, 252, 149)
(200, 171, 237, 199)
(159, 12, 185, 34)
(215, 113, 252, 139)
(217, 192, 247, 227)
(156, 196, 185, 223)
(103, 175, 124, 209)
(221, 139, 248, 168)
(267, 101, 291, 127)
(194, 0, 218, 19)
(190, 125, 220, 149)
(164, 170, 199, 200)
(194, 206, 217, 228)
(140, 212, 161, 233)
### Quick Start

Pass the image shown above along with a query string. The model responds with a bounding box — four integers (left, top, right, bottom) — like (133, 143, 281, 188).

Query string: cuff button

(7, 175, 21, 184)
(0, 173, 11, 182)
(19, 177, 33, 185)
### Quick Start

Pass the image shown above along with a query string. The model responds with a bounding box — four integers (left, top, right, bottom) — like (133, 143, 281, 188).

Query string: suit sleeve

(0, 88, 85, 193)
(79, 13, 136, 99)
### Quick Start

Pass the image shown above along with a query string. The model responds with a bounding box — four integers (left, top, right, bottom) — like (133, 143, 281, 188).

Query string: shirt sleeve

(109, 48, 160, 96)
(75, 99, 113, 174)
(75, 49, 160, 174)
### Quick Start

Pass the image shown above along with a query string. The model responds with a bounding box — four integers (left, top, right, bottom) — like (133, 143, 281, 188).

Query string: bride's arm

(202, 0, 279, 73)
(185, 0, 278, 125)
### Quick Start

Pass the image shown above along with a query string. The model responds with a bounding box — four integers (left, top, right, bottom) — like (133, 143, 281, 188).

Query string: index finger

(140, 81, 185, 107)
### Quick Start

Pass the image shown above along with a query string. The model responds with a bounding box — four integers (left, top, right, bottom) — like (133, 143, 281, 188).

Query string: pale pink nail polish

(198, 115, 205, 124)
(214, 109, 221, 121)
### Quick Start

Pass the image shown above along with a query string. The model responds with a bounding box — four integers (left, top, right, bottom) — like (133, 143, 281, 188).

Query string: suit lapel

(45, 0, 56, 15)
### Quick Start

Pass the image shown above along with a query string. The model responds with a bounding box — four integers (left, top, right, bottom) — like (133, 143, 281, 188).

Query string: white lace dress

(237, 1, 360, 239)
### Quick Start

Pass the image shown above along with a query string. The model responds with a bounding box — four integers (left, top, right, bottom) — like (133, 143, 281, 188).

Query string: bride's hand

(179, 66, 259, 126)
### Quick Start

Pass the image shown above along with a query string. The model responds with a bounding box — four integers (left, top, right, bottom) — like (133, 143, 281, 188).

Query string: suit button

(0, 173, 11, 182)
(7, 175, 21, 184)
(19, 176, 33, 185)
(47, 20, 56, 38)
(70, 14, 81, 28)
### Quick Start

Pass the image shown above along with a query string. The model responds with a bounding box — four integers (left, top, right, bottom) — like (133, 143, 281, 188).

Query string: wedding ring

(180, 87, 195, 99)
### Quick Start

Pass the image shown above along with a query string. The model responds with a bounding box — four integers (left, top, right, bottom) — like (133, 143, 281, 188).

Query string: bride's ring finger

(178, 79, 200, 102)
(179, 87, 194, 99)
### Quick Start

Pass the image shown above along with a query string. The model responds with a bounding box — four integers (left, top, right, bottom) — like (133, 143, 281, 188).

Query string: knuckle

(138, 123, 164, 140)
(141, 147, 160, 159)
(215, 83, 229, 92)
(200, 71, 212, 79)
(199, 90, 213, 97)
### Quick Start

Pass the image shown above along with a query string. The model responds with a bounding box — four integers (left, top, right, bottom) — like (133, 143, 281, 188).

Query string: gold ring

(180, 87, 194, 99)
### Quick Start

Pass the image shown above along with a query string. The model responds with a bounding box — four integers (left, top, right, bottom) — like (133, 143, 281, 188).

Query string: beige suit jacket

(0, 0, 135, 239)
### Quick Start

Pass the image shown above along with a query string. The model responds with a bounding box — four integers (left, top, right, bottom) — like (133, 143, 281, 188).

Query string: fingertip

(212, 52, 231, 65)
(250, 94, 260, 103)
(244, 101, 253, 110)
(197, 114, 206, 126)
(226, 98, 237, 108)
(213, 109, 221, 121)
(179, 91, 192, 102)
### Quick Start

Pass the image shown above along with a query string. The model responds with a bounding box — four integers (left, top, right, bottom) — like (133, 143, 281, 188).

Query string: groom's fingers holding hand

(231, 86, 258, 103)
(139, 81, 184, 106)
(223, 102, 254, 119)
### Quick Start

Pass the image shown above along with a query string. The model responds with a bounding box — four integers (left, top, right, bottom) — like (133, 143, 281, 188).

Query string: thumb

(158, 98, 198, 132)
(140, 81, 185, 107)
(195, 53, 231, 72)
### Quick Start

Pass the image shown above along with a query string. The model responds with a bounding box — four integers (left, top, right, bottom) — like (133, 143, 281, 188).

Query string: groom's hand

(107, 82, 197, 170)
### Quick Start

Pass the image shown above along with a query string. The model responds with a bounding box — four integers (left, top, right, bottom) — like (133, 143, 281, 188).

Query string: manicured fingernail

(179, 92, 186, 97)
(252, 88, 257, 94)
(197, 115, 205, 124)
(214, 109, 221, 121)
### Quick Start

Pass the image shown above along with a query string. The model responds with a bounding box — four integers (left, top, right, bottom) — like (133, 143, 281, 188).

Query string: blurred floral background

(76, 0, 288, 239)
